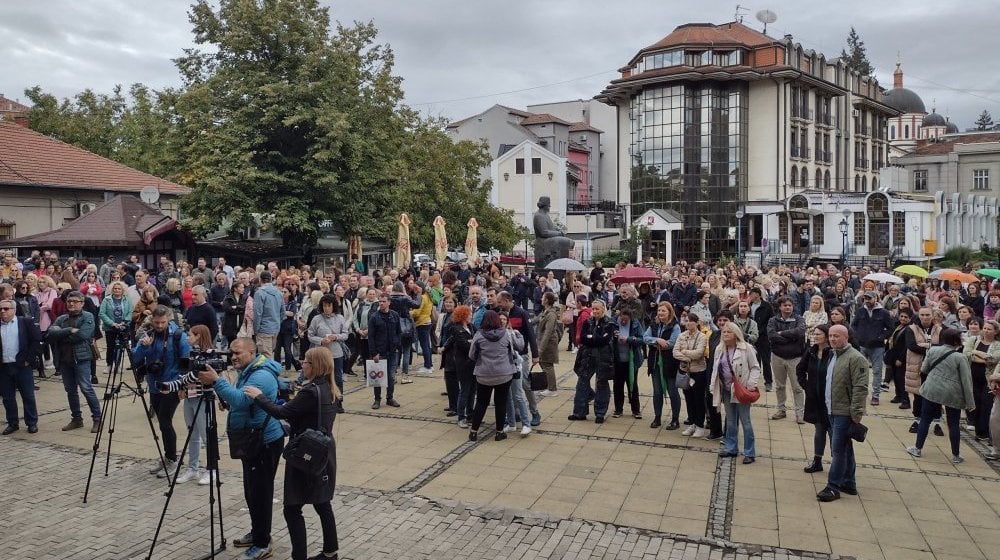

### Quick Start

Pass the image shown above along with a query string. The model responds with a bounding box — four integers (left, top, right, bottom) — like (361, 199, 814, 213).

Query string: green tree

(975, 109, 994, 131)
(841, 27, 874, 78)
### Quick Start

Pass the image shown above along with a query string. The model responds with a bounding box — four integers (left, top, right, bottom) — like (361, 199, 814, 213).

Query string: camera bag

(282, 386, 332, 476)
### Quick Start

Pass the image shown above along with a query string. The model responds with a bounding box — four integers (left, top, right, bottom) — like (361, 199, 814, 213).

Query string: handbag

(528, 363, 547, 391)
(282, 387, 332, 476)
(848, 421, 869, 442)
(90, 340, 102, 361)
(732, 375, 760, 404)
(560, 307, 574, 325)
(228, 405, 271, 460)
(675, 372, 690, 388)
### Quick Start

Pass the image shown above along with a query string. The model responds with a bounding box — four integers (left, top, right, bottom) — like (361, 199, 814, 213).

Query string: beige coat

(709, 342, 761, 410)
(535, 305, 561, 364)
(673, 329, 708, 373)
(905, 323, 941, 394)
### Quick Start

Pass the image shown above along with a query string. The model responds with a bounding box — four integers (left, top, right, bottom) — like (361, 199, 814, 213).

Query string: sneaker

(933, 424, 944, 437)
(952, 455, 964, 464)
(570, 348, 577, 353)
(233, 532, 254, 548)
(417, 367, 433, 375)
(682, 425, 696, 436)
(540, 390, 558, 397)
(503, 425, 516, 433)
(795, 416, 805, 425)
(705, 432, 723, 441)
(371, 400, 381, 410)
(240, 545, 272, 560)
(633, 413, 643, 420)
(870, 397, 879, 406)
(665, 420, 680, 430)
(764, 383, 773, 392)
(898, 401, 911, 410)
(520, 425, 531, 436)
(157, 460, 178, 479)
(693, 427, 707, 438)
(964, 424, 976, 433)
(611, 411, 623, 418)
(495, 432, 507, 441)
(198, 470, 214, 485)
(530, 413, 541, 427)
(889, 396, 902, 404)
(385, 399, 401, 407)
(176, 468, 199, 484)
(458, 419, 469, 429)
(771, 410, 786, 420)
(905, 446, 922, 458)
(149, 460, 167, 474)
(62, 418, 84, 431)
(399, 377, 413, 384)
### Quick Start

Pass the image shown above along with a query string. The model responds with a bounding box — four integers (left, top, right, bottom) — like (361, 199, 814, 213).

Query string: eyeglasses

(67, 299, 84, 304)
(0, 306, 14, 311)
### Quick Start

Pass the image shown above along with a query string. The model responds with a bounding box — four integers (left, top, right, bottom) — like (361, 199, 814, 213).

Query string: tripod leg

(121, 344, 170, 479)
(206, 396, 226, 554)
(145, 393, 204, 560)
(83, 359, 122, 503)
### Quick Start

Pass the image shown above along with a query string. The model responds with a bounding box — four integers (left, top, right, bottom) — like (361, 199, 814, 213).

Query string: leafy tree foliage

(840, 27, 874, 78)
(975, 109, 994, 131)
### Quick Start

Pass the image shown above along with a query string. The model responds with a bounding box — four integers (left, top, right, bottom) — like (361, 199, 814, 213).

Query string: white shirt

(825, 350, 837, 414)
(0, 318, 19, 363)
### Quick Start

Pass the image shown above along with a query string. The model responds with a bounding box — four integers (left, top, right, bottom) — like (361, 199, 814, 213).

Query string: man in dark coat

(0, 301, 44, 434)
(748, 288, 774, 390)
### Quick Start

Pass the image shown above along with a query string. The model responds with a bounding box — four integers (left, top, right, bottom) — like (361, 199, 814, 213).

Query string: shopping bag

(365, 359, 388, 388)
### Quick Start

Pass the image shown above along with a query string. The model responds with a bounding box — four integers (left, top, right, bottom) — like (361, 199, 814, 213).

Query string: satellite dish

(755, 9, 777, 33)
(140, 185, 160, 204)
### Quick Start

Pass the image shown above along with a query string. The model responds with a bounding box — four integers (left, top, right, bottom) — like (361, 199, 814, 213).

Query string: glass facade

(629, 82, 748, 261)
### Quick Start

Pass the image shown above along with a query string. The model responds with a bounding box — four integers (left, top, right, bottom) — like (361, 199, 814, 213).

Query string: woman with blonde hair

(803, 295, 829, 346)
(710, 321, 760, 463)
(174, 325, 213, 486)
(98, 281, 133, 374)
(245, 346, 340, 560)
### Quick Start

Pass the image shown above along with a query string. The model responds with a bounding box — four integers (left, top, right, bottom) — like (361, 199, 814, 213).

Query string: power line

(408, 69, 617, 107)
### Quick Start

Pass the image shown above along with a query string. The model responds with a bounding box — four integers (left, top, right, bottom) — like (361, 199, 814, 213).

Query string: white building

(884, 59, 959, 160)
(596, 21, 902, 263)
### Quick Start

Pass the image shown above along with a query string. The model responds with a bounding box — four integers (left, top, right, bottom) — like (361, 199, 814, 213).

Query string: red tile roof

(910, 133, 1000, 155)
(0, 194, 177, 248)
(0, 95, 30, 114)
(643, 22, 778, 53)
(0, 121, 189, 195)
(519, 113, 571, 126)
(569, 122, 603, 133)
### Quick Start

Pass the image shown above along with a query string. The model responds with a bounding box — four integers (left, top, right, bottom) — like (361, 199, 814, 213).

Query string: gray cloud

(1, 0, 996, 129)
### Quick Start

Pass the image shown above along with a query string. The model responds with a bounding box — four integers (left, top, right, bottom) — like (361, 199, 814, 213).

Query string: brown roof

(910, 133, 1000, 155)
(0, 121, 189, 195)
(0, 95, 30, 114)
(446, 104, 534, 129)
(569, 122, 603, 133)
(643, 22, 777, 53)
(519, 113, 571, 126)
(0, 194, 177, 248)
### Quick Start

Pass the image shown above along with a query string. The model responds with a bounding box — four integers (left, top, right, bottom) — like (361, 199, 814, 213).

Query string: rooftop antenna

(755, 9, 777, 34)
(734, 4, 749, 23)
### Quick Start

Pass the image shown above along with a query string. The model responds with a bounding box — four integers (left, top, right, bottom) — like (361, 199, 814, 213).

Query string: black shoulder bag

(282, 387, 332, 476)
(228, 368, 272, 459)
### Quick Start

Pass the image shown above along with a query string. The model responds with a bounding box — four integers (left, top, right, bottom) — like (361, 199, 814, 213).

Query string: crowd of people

(3, 247, 1000, 554)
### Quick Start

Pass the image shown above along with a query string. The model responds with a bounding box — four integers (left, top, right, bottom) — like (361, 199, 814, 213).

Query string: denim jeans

(859, 346, 885, 399)
(274, 332, 300, 370)
(573, 368, 610, 418)
(416, 325, 433, 369)
(827, 415, 857, 491)
(506, 376, 531, 428)
(182, 396, 208, 469)
(457, 367, 477, 422)
(915, 400, 962, 456)
(651, 367, 681, 422)
(333, 356, 344, 397)
(373, 351, 397, 401)
(519, 352, 539, 417)
(722, 390, 755, 457)
(60, 360, 101, 421)
(0, 363, 38, 427)
(400, 338, 413, 375)
(813, 419, 832, 457)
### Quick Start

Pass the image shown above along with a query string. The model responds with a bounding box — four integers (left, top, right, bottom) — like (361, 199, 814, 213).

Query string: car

(412, 253, 433, 266)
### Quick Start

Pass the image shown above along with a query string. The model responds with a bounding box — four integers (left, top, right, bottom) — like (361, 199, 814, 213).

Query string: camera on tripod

(156, 351, 228, 393)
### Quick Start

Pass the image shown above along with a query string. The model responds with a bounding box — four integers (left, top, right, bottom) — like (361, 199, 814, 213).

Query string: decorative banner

(433, 215, 448, 270)
(465, 218, 480, 268)
(395, 213, 411, 269)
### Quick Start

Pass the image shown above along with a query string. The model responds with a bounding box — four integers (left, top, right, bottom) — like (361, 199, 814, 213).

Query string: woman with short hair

(468, 310, 515, 441)
(710, 322, 760, 464)
(674, 312, 709, 438)
(307, 295, 349, 413)
(907, 328, 975, 463)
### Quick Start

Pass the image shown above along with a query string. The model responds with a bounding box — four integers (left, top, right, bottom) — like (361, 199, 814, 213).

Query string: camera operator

(133, 305, 192, 479)
(198, 337, 285, 559)
(171, 325, 214, 486)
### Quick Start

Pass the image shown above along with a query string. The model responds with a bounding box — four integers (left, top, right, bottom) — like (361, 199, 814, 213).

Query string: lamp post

(584, 213, 592, 265)
(839, 217, 849, 268)
(735, 209, 744, 266)
(700, 217, 710, 262)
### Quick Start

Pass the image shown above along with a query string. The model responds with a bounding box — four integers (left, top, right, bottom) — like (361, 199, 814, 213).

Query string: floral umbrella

(465, 218, 480, 268)
(395, 213, 411, 269)
(433, 216, 448, 270)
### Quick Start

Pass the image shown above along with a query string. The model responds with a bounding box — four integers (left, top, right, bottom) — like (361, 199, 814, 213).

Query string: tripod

(146, 386, 226, 560)
(84, 329, 167, 503)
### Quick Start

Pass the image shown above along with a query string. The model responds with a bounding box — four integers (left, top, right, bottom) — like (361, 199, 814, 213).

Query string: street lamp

(700, 217, 711, 262)
(584, 213, 592, 265)
(735, 209, 744, 266)
(839, 217, 849, 267)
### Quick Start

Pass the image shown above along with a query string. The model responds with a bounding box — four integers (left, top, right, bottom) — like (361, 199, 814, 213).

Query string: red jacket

(575, 306, 593, 346)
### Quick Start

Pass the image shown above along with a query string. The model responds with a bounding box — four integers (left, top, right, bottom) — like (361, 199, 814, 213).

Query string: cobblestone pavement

(2, 353, 999, 559)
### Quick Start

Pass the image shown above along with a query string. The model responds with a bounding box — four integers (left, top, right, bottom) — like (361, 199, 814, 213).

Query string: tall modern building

(597, 22, 900, 262)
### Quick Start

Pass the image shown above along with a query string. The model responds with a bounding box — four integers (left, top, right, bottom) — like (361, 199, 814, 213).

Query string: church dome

(946, 120, 959, 133)
(923, 111, 946, 126)
(884, 87, 926, 114)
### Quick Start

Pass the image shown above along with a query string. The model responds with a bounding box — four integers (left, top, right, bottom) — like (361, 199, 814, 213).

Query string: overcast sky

(2, 0, 997, 129)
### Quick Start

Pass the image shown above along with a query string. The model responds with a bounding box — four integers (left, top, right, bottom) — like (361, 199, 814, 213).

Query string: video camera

(155, 351, 228, 393)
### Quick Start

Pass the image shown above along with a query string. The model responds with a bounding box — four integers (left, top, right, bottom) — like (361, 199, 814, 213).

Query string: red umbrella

(610, 267, 658, 284)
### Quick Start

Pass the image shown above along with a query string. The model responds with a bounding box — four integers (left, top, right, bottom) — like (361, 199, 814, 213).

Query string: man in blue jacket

(253, 271, 283, 357)
(199, 337, 285, 560)
(133, 305, 191, 478)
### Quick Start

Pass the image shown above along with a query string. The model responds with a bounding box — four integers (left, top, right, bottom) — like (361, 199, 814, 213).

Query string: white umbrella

(863, 272, 904, 284)
(545, 257, 586, 271)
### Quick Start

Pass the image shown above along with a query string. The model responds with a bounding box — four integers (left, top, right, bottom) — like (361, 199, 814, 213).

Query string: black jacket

(576, 315, 615, 380)
(506, 305, 538, 358)
(796, 344, 832, 425)
(221, 293, 247, 340)
(442, 323, 475, 373)
(850, 304, 893, 348)
(368, 308, 401, 357)
(1, 316, 44, 368)
(766, 314, 806, 359)
(751, 300, 773, 351)
(255, 379, 336, 506)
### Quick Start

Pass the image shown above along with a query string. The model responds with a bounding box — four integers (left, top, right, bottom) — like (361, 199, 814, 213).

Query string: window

(790, 166, 798, 188)
(515, 158, 525, 174)
(974, 169, 990, 190)
(904, 124, 909, 138)
(913, 169, 927, 191)
(0, 223, 13, 241)
(778, 214, 789, 244)
(893, 212, 906, 246)
(824, 170, 831, 190)
(812, 214, 825, 245)
(815, 169, 822, 189)
(853, 212, 865, 246)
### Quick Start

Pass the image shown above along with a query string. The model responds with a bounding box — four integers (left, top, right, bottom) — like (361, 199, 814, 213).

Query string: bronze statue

(533, 196, 574, 270)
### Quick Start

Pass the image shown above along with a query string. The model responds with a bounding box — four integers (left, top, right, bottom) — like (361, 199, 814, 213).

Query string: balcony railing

(816, 112, 833, 126)
(816, 150, 832, 163)
(791, 146, 811, 160)
(856, 125, 872, 137)
(566, 199, 626, 215)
